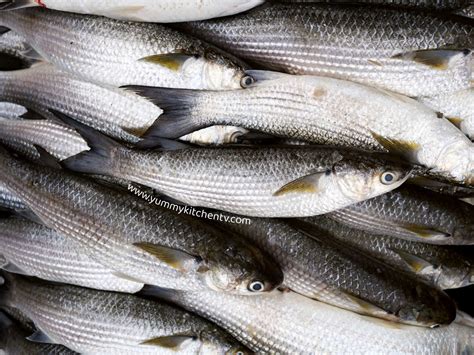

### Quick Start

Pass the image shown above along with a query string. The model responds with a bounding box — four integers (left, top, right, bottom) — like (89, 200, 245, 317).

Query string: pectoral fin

(133, 243, 199, 271)
(343, 292, 388, 318)
(391, 249, 434, 274)
(141, 335, 194, 349)
(391, 49, 470, 70)
(273, 171, 327, 197)
(446, 116, 463, 129)
(139, 54, 195, 72)
(0, 262, 31, 276)
(27, 330, 57, 344)
(370, 131, 420, 162)
(400, 223, 450, 240)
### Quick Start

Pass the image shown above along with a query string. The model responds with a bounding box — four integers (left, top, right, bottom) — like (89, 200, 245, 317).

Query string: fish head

(433, 139, 474, 186)
(397, 284, 457, 327)
(185, 47, 252, 90)
(202, 239, 283, 295)
(198, 328, 250, 355)
(332, 153, 412, 202)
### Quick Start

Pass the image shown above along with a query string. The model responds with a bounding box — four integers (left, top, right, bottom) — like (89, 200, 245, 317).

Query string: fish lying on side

(0, 311, 77, 355)
(0, 181, 25, 211)
(419, 88, 474, 140)
(0, 0, 265, 23)
(146, 287, 474, 354)
(58, 112, 412, 218)
(0, 149, 283, 294)
(0, 63, 163, 143)
(303, 215, 474, 289)
(326, 185, 474, 245)
(131, 71, 474, 185)
(0, 8, 252, 90)
(0, 215, 145, 293)
(221, 217, 457, 327)
(270, 0, 473, 10)
(0, 101, 27, 119)
(178, 3, 474, 97)
(0, 274, 248, 354)
(180, 126, 249, 145)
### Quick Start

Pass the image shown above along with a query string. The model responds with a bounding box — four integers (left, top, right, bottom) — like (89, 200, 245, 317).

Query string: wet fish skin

(134, 71, 474, 185)
(149, 288, 473, 354)
(178, 3, 474, 97)
(180, 126, 249, 145)
(0, 63, 162, 143)
(60, 118, 412, 217)
(0, 101, 27, 119)
(0, 181, 25, 211)
(304, 215, 474, 289)
(0, 28, 33, 66)
(0, 311, 77, 354)
(270, 0, 472, 10)
(419, 88, 474, 140)
(0, 0, 265, 23)
(0, 216, 144, 293)
(0, 275, 247, 354)
(327, 185, 474, 245)
(0, 151, 283, 295)
(0, 8, 250, 90)
(223, 217, 457, 326)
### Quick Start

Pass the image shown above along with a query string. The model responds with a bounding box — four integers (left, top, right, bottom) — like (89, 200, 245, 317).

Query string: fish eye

(248, 280, 264, 292)
(380, 171, 397, 185)
(240, 75, 255, 88)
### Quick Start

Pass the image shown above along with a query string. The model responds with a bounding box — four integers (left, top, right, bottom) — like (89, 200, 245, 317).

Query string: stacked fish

(0, 0, 472, 353)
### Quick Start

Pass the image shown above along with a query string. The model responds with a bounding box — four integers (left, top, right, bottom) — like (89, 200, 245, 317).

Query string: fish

(0, 116, 89, 161)
(0, 311, 77, 355)
(130, 71, 474, 185)
(0, 0, 265, 23)
(303, 215, 474, 289)
(457, 5, 474, 18)
(0, 274, 248, 354)
(0, 181, 25, 211)
(419, 88, 474, 140)
(222, 217, 457, 326)
(178, 3, 474, 97)
(0, 8, 252, 90)
(180, 126, 250, 145)
(0, 101, 27, 119)
(0, 27, 35, 67)
(0, 63, 163, 143)
(58, 112, 413, 218)
(0, 215, 145, 293)
(326, 185, 474, 245)
(270, 0, 473, 10)
(0, 149, 283, 294)
(146, 287, 474, 354)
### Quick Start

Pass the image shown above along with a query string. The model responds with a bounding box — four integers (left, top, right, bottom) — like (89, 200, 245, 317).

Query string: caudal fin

(123, 85, 208, 139)
(50, 110, 120, 177)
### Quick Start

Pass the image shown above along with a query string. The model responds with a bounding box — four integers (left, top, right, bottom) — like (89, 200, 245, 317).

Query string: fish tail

(123, 85, 208, 139)
(50, 109, 119, 176)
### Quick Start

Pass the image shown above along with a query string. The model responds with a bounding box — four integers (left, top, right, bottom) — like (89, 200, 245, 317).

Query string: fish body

(0, 0, 265, 23)
(328, 185, 474, 245)
(304, 215, 474, 289)
(271, 0, 473, 10)
(0, 311, 76, 355)
(180, 126, 249, 145)
(0, 275, 246, 354)
(0, 102, 27, 119)
(224, 218, 457, 326)
(420, 88, 474, 140)
(0, 151, 282, 294)
(60, 122, 412, 218)
(0, 181, 25, 211)
(151, 288, 474, 354)
(0, 63, 162, 143)
(179, 3, 474, 97)
(135, 71, 474, 185)
(0, 217, 144, 293)
(0, 8, 250, 90)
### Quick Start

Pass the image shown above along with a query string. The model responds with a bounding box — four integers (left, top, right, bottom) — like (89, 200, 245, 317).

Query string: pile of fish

(0, 0, 472, 354)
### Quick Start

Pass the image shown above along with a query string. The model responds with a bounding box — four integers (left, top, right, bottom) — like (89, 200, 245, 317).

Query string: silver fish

(59, 113, 412, 218)
(0, 63, 162, 143)
(0, 216, 144, 293)
(0, 8, 252, 90)
(0, 311, 76, 355)
(420, 88, 474, 140)
(327, 185, 474, 245)
(0, 150, 283, 295)
(0, 101, 27, 119)
(0, 274, 247, 354)
(0, 181, 25, 211)
(223, 218, 457, 326)
(271, 0, 473, 10)
(131, 70, 474, 185)
(303, 215, 474, 289)
(0, 0, 265, 23)
(178, 3, 474, 97)
(148, 288, 474, 354)
(180, 126, 249, 145)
